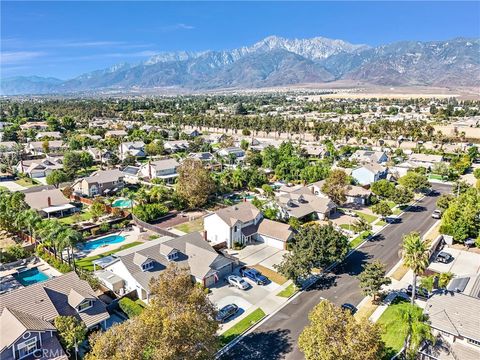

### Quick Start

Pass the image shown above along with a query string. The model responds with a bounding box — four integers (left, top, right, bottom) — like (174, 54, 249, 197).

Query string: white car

(431, 210, 442, 219)
(227, 275, 249, 290)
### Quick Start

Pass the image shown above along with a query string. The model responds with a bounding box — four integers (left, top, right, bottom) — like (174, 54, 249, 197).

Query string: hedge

(119, 297, 144, 318)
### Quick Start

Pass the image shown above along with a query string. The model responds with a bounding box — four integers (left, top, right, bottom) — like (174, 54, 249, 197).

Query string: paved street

(221, 183, 451, 360)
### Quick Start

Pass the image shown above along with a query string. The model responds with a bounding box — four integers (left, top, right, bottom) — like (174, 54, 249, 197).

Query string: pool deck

(76, 229, 141, 258)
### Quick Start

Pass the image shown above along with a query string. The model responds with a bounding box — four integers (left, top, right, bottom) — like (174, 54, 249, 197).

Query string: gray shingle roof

(215, 202, 260, 226)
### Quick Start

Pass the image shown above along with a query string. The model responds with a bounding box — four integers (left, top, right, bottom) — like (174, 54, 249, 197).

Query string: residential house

(407, 153, 444, 170)
(26, 141, 66, 156)
(23, 188, 77, 218)
(139, 158, 179, 183)
(121, 166, 141, 184)
(301, 145, 330, 158)
(105, 130, 127, 138)
(276, 187, 336, 221)
(351, 163, 388, 186)
(87, 147, 114, 164)
(119, 141, 145, 160)
(100, 233, 234, 302)
(345, 185, 372, 205)
(0, 272, 109, 360)
(35, 131, 62, 140)
(16, 157, 63, 178)
(0, 141, 18, 155)
(184, 129, 200, 138)
(164, 140, 189, 153)
(188, 152, 214, 162)
(203, 133, 227, 144)
(72, 169, 125, 197)
(420, 292, 480, 360)
(204, 202, 294, 249)
(19, 122, 48, 131)
(217, 147, 245, 162)
(351, 150, 388, 164)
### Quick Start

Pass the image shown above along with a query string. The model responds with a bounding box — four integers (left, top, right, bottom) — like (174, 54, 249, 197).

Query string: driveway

(429, 247, 480, 276)
(0, 181, 26, 191)
(225, 242, 287, 271)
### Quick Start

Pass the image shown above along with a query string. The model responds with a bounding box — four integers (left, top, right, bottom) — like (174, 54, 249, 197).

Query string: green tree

(371, 179, 395, 199)
(321, 169, 349, 205)
(402, 232, 430, 305)
(46, 169, 69, 188)
(299, 300, 385, 360)
(398, 172, 430, 192)
(398, 304, 433, 360)
(275, 224, 349, 285)
(436, 193, 454, 212)
(145, 141, 164, 157)
(176, 158, 215, 208)
(390, 186, 414, 205)
(371, 201, 392, 219)
(90, 198, 107, 220)
(54, 316, 87, 353)
(86, 265, 219, 360)
(352, 217, 372, 234)
(357, 260, 391, 301)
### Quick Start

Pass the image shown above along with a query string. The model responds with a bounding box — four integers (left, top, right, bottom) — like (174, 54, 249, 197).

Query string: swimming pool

(81, 234, 126, 251)
(112, 198, 133, 208)
(14, 268, 50, 286)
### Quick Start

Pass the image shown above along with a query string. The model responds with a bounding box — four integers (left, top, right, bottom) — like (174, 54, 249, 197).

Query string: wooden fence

(131, 214, 179, 238)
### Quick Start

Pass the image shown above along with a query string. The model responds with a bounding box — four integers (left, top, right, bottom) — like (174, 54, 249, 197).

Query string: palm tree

(60, 227, 83, 269)
(398, 304, 433, 359)
(402, 232, 430, 305)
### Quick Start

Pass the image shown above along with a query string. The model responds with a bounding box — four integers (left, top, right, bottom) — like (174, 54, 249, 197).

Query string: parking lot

(428, 247, 480, 276)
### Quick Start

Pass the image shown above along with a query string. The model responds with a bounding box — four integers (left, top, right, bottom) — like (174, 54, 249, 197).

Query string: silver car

(227, 275, 249, 290)
(432, 210, 442, 219)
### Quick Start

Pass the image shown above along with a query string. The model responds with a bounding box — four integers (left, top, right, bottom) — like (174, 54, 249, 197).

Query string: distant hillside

(2, 36, 479, 95)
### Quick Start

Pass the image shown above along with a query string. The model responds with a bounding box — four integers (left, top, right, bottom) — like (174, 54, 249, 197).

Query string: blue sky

(2, 1, 479, 79)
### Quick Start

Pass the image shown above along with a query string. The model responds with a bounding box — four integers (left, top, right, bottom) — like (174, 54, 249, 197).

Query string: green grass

(428, 174, 444, 180)
(350, 231, 371, 248)
(219, 308, 266, 345)
(353, 211, 377, 224)
(392, 208, 402, 215)
(377, 299, 412, 358)
(59, 211, 92, 225)
(76, 241, 143, 271)
(15, 178, 39, 187)
(277, 283, 298, 298)
(340, 224, 353, 230)
(174, 217, 204, 233)
(386, 201, 396, 209)
(376, 220, 387, 227)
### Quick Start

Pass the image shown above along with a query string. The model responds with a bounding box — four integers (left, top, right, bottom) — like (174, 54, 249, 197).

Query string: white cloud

(158, 23, 195, 32)
(0, 51, 45, 64)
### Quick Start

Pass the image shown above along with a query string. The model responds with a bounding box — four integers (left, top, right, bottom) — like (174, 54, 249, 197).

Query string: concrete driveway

(429, 247, 480, 276)
(225, 242, 288, 270)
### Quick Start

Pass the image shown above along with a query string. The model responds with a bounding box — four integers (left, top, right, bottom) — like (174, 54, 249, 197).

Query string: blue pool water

(81, 235, 126, 251)
(14, 268, 50, 286)
(112, 198, 133, 208)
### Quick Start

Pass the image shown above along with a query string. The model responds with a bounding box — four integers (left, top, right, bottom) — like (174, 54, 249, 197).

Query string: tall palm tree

(398, 304, 433, 359)
(402, 232, 430, 305)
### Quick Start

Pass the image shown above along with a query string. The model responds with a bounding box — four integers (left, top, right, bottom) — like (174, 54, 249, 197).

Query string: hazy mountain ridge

(2, 36, 479, 95)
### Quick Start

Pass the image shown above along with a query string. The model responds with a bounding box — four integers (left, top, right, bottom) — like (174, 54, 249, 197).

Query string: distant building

(72, 169, 125, 197)
(351, 163, 388, 186)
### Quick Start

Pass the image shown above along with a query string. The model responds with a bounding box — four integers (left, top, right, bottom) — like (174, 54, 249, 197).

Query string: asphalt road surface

(221, 183, 451, 360)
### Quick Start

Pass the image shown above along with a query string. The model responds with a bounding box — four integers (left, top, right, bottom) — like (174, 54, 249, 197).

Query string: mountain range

(2, 35, 479, 95)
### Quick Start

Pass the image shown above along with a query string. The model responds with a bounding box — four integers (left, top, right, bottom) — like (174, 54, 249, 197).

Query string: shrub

(1, 244, 29, 263)
(79, 271, 101, 290)
(119, 297, 144, 318)
(232, 241, 245, 250)
(36, 248, 72, 273)
(99, 223, 110, 233)
(132, 203, 169, 222)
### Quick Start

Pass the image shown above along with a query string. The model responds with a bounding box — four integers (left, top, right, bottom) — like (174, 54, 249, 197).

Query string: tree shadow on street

(220, 329, 293, 360)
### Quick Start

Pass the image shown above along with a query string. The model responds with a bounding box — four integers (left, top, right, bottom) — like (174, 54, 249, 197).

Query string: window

(78, 300, 93, 312)
(142, 261, 154, 271)
(234, 226, 238, 232)
(17, 337, 38, 359)
(467, 338, 480, 347)
(167, 252, 178, 261)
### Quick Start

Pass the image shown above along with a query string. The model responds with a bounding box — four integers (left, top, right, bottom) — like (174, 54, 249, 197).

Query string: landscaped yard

(350, 231, 371, 248)
(377, 298, 411, 357)
(59, 211, 93, 225)
(353, 211, 377, 223)
(276, 283, 298, 298)
(340, 223, 353, 230)
(76, 241, 143, 271)
(391, 263, 410, 281)
(219, 308, 266, 345)
(428, 174, 444, 181)
(354, 297, 379, 320)
(252, 264, 288, 285)
(376, 220, 387, 227)
(173, 217, 204, 233)
(15, 178, 39, 187)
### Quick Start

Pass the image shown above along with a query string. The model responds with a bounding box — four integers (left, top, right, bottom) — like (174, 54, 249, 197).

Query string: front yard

(219, 308, 266, 346)
(276, 283, 298, 298)
(376, 298, 411, 358)
(15, 178, 39, 187)
(251, 264, 288, 285)
(353, 210, 377, 223)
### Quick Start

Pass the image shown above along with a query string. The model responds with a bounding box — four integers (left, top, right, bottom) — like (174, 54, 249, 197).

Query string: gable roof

(83, 169, 124, 184)
(214, 202, 260, 226)
(257, 219, 293, 242)
(24, 189, 71, 211)
(0, 272, 109, 329)
(148, 158, 179, 171)
(425, 292, 480, 342)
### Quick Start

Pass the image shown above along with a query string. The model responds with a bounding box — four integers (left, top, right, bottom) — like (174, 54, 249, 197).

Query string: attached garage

(255, 233, 285, 250)
(255, 219, 294, 250)
(202, 261, 234, 287)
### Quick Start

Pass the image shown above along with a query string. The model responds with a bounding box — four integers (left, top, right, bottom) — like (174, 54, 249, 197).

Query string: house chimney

(47, 197, 52, 207)
(148, 160, 152, 179)
(203, 230, 208, 241)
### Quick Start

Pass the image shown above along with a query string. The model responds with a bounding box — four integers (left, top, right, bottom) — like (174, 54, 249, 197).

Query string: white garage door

(257, 234, 284, 250)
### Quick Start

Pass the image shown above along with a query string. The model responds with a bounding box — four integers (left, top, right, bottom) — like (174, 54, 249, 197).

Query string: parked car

(386, 215, 401, 224)
(431, 210, 442, 219)
(344, 210, 358, 217)
(216, 304, 239, 323)
(227, 275, 249, 290)
(240, 267, 269, 285)
(341, 303, 357, 314)
(435, 251, 453, 264)
(406, 285, 430, 300)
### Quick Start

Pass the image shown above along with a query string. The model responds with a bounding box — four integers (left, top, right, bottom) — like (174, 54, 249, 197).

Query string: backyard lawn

(277, 283, 298, 298)
(353, 211, 377, 223)
(76, 241, 143, 271)
(59, 211, 93, 225)
(219, 308, 266, 345)
(252, 264, 288, 285)
(377, 299, 412, 358)
(173, 217, 204, 233)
